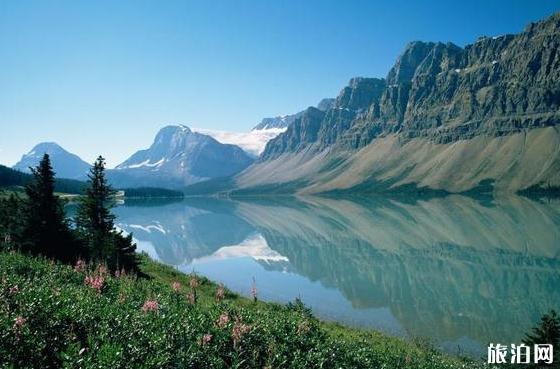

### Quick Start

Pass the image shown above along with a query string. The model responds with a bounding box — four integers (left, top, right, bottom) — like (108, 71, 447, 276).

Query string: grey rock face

(251, 98, 335, 131)
(261, 12, 560, 157)
(13, 142, 91, 180)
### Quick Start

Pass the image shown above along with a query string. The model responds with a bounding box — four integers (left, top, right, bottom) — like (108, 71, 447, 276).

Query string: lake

(112, 195, 560, 357)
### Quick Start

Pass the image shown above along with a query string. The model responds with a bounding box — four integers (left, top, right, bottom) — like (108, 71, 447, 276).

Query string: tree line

(0, 154, 138, 272)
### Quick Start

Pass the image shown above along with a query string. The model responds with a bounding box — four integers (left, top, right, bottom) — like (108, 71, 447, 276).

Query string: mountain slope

(108, 125, 254, 189)
(13, 142, 90, 180)
(251, 98, 335, 131)
(223, 12, 560, 195)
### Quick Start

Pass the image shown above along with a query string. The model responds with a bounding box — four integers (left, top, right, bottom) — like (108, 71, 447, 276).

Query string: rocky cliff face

(240, 12, 560, 194)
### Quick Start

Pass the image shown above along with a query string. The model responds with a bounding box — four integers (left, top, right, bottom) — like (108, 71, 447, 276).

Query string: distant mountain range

(106, 125, 254, 189)
(7, 13, 560, 195)
(13, 142, 91, 180)
(198, 12, 560, 195)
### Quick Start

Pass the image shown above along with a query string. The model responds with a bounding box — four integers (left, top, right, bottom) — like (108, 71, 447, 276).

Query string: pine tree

(77, 156, 138, 272)
(524, 310, 560, 348)
(22, 154, 77, 260)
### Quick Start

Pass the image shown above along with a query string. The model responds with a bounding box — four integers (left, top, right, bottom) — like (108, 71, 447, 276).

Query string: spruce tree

(524, 310, 560, 348)
(22, 154, 77, 260)
(77, 156, 138, 272)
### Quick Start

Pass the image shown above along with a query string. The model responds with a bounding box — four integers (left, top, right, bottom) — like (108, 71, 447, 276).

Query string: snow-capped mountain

(251, 98, 334, 131)
(195, 98, 335, 156)
(13, 142, 90, 180)
(108, 125, 254, 189)
(193, 127, 286, 157)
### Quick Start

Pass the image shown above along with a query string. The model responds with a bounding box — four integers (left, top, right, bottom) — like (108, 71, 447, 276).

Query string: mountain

(251, 98, 335, 130)
(210, 12, 560, 195)
(13, 142, 91, 180)
(108, 125, 254, 189)
(192, 127, 285, 157)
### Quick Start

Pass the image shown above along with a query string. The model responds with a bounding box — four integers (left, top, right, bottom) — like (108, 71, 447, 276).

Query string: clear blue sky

(1, 0, 558, 167)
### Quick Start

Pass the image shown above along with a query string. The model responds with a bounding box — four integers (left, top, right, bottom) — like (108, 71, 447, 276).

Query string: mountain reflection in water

(113, 195, 560, 356)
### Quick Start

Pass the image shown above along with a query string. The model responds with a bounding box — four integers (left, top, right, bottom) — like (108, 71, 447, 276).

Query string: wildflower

(13, 316, 26, 330)
(141, 299, 159, 312)
(231, 320, 251, 346)
(8, 285, 19, 294)
(96, 264, 108, 276)
(201, 333, 213, 346)
(187, 292, 196, 305)
(215, 284, 225, 302)
(297, 320, 311, 335)
(84, 275, 104, 294)
(216, 313, 230, 328)
(74, 259, 86, 272)
(171, 281, 181, 292)
(189, 277, 199, 289)
(251, 277, 257, 302)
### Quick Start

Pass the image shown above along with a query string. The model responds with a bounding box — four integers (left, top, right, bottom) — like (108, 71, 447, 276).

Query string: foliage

(0, 250, 486, 369)
(20, 154, 80, 262)
(523, 310, 560, 357)
(76, 156, 139, 272)
(122, 187, 184, 199)
(0, 164, 85, 195)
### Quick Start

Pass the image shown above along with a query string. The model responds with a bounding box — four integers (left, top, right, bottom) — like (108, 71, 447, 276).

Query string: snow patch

(193, 127, 286, 156)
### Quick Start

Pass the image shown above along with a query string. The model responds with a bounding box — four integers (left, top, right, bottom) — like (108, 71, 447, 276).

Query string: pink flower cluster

(141, 299, 159, 313)
(201, 333, 213, 346)
(13, 316, 26, 330)
(216, 313, 230, 328)
(171, 281, 181, 292)
(84, 275, 105, 294)
(74, 259, 86, 272)
(232, 320, 252, 346)
(215, 284, 225, 302)
(189, 277, 199, 289)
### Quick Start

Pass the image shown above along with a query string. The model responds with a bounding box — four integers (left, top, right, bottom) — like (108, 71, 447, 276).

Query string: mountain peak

(13, 142, 90, 179)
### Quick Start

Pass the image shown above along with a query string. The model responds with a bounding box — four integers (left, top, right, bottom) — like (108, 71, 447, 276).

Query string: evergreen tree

(77, 156, 138, 272)
(524, 310, 560, 348)
(21, 154, 77, 261)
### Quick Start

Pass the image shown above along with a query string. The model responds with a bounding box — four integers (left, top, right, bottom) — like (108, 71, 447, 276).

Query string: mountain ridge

(218, 12, 560, 195)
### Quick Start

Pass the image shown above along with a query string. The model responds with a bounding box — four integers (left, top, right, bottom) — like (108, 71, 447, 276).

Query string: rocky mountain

(251, 98, 335, 130)
(108, 125, 254, 189)
(13, 142, 90, 180)
(222, 12, 560, 195)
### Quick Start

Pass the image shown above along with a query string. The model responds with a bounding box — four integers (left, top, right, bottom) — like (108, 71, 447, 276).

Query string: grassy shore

(1, 249, 487, 368)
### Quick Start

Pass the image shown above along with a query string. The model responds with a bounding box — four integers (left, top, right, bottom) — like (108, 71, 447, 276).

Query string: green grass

(0, 250, 487, 369)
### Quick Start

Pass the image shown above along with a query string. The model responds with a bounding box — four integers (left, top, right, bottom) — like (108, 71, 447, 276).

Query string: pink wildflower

(187, 292, 196, 305)
(251, 277, 257, 302)
(215, 284, 225, 302)
(84, 275, 105, 294)
(189, 277, 199, 289)
(231, 320, 252, 346)
(216, 313, 230, 328)
(95, 264, 108, 276)
(8, 285, 19, 294)
(74, 259, 86, 272)
(171, 281, 181, 292)
(141, 299, 159, 312)
(13, 316, 26, 329)
(201, 333, 213, 346)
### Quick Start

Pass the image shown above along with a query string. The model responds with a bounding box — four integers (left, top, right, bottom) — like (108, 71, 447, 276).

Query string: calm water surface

(112, 195, 560, 356)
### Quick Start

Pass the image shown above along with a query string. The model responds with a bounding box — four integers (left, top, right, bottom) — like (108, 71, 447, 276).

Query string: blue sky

(0, 0, 558, 167)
